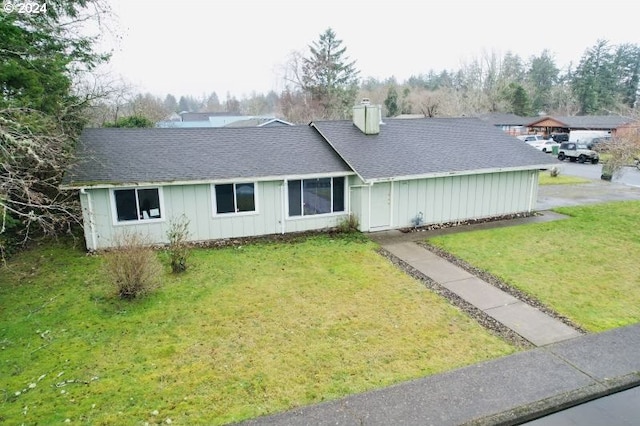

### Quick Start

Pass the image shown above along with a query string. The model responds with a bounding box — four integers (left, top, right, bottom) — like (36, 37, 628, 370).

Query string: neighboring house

(62, 104, 555, 250)
(526, 115, 636, 136)
(476, 113, 534, 136)
(156, 112, 284, 128)
(224, 118, 294, 128)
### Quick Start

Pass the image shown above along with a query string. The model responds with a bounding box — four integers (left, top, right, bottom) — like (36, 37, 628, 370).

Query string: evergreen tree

(384, 86, 400, 117)
(164, 94, 179, 113)
(508, 83, 531, 116)
(526, 50, 559, 114)
(104, 116, 154, 128)
(301, 28, 360, 119)
(1, 1, 110, 252)
(613, 43, 640, 108)
(572, 40, 617, 114)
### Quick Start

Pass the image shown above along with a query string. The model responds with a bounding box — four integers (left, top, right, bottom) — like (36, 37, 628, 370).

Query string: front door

(370, 182, 391, 229)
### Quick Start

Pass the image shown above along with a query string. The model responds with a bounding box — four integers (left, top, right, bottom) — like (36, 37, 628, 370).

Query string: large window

(113, 188, 162, 222)
(288, 177, 345, 217)
(214, 182, 256, 214)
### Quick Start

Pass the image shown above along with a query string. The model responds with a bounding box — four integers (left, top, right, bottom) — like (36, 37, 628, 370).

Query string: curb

(464, 373, 640, 425)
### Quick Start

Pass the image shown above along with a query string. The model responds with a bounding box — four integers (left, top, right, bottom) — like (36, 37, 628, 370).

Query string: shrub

(103, 232, 162, 299)
(166, 215, 191, 273)
(337, 214, 360, 233)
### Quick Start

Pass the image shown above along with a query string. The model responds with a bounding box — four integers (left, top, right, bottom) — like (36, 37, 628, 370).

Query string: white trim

(361, 164, 557, 184)
(110, 186, 166, 226)
(528, 171, 536, 212)
(81, 188, 97, 250)
(389, 181, 394, 228)
(211, 181, 259, 217)
(367, 184, 372, 232)
(62, 172, 356, 190)
(280, 182, 286, 234)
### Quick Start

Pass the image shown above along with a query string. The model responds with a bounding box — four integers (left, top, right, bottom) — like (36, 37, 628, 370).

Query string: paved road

(522, 385, 640, 426)
(556, 161, 640, 187)
(537, 163, 640, 211)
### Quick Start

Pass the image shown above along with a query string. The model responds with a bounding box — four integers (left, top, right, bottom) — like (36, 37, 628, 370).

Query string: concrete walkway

(380, 240, 581, 347)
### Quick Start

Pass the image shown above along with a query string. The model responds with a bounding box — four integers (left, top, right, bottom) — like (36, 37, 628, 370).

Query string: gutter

(80, 188, 97, 251)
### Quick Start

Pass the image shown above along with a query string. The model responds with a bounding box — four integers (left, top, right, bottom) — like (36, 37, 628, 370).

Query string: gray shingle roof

(312, 118, 556, 182)
(476, 113, 530, 126)
(62, 126, 352, 187)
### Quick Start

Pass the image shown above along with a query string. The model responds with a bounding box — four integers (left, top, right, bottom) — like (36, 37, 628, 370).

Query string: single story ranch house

(61, 103, 555, 250)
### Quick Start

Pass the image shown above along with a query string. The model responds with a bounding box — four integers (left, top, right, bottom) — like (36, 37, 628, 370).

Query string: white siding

(81, 181, 347, 250)
(78, 170, 540, 249)
(389, 170, 537, 230)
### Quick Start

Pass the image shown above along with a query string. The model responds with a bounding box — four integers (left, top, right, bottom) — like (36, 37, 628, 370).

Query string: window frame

(286, 176, 347, 219)
(110, 186, 165, 226)
(211, 181, 259, 217)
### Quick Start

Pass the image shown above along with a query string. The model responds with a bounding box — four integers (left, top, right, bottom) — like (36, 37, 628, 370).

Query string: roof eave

(362, 164, 556, 184)
(60, 171, 357, 190)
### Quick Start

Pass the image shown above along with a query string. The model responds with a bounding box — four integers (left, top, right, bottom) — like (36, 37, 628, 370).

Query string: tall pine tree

(301, 28, 360, 119)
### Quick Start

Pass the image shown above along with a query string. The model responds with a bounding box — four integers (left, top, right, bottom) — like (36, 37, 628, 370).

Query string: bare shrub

(103, 232, 162, 299)
(337, 214, 360, 233)
(166, 215, 191, 273)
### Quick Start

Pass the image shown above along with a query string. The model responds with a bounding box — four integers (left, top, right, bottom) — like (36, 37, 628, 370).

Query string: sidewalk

(238, 324, 640, 425)
(381, 240, 581, 346)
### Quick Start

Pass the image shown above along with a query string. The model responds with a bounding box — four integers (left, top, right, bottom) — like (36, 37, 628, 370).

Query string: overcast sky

(98, 0, 639, 100)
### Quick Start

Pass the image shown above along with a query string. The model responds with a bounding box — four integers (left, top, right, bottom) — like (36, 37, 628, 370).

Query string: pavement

(237, 177, 640, 426)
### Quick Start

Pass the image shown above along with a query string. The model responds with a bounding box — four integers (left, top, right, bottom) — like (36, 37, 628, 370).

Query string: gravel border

(377, 247, 535, 350)
(418, 242, 588, 335)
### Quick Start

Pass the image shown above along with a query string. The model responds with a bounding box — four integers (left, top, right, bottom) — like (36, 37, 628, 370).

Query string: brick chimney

(353, 98, 381, 135)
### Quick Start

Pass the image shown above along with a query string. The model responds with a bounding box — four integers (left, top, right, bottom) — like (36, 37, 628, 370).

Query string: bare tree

(1, 108, 81, 248)
(599, 112, 640, 179)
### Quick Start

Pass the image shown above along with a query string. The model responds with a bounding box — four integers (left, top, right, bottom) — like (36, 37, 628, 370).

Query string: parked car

(551, 133, 569, 143)
(557, 142, 599, 164)
(517, 135, 548, 143)
(528, 139, 560, 153)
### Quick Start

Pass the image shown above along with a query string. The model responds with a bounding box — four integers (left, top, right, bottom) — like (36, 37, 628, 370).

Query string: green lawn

(0, 235, 515, 425)
(427, 201, 640, 333)
(538, 172, 591, 185)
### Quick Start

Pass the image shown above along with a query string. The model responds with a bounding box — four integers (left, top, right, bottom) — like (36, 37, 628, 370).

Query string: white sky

(97, 0, 639, 100)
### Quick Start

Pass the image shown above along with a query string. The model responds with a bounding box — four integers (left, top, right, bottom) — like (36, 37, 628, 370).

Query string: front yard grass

(427, 201, 640, 333)
(538, 172, 591, 185)
(0, 235, 515, 425)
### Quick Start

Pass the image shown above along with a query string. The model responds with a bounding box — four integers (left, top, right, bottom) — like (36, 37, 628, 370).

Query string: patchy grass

(539, 172, 591, 185)
(0, 235, 515, 425)
(427, 201, 640, 333)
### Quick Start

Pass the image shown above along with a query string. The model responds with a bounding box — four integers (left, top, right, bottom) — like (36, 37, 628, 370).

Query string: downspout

(528, 171, 536, 212)
(367, 183, 372, 232)
(389, 181, 394, 228)
(280, 182, 286, 234)
(80, 188, 98, 251)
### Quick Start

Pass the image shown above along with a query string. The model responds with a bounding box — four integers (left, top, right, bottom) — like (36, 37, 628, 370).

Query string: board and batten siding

(351, 170, 538, 232)
(80, 181, 349, 250)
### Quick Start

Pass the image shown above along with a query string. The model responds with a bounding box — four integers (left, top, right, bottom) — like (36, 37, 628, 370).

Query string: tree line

(89, 30, 640, 127)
